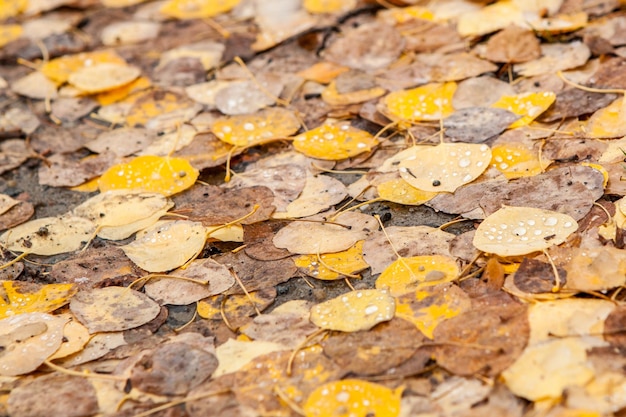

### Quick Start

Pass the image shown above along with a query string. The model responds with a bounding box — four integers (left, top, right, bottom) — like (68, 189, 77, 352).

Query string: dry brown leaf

(484, 25, 541, 64)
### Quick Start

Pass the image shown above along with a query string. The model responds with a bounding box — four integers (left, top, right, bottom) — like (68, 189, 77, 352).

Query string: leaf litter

(3, 1, 626, 416)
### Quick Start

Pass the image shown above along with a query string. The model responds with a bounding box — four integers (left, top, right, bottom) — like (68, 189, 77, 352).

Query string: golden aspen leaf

(303, 0, 356, 14)
(0, 24, 22, 48)
(71, 177, 100, 193)
(384, 6, 434, 23)
(310, 289, 395, 332)
(40, 50, 127, 84)
(304, 379, 403, 417)
(125, 89, 200, 128)
(98, 155, 198, 197)
(398, 143, 491, 193)
(70, 286, 161, 333)
(377, 178, 438, 205)
(0, 0, 26, 20)
(0, 281, 76, 319)
(321, 81, 386, 106)
(121, 220, 207, 272)
(95, 76, 151, 106)
(160, 0, 240, 19)
(491, 92, 556, 128)
(294, 240, 368, 280)
(197, 288, 276, 330)
(473, 206, 578, 257)
(68, 63, 140, 94)
(586, 97, 626, 138)
(375, 255, 459, 296)
(381, 82, 456, 122)
(292, 122, 378, 160)
(490, 143, 550, 179)
(212, 108, 300, 147)
(395, 285, 471, 339)
(296, 62, 349, 84)
(0, 215, 96, 256)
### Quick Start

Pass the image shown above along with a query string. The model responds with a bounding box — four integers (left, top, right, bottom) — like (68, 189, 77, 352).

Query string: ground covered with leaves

(2, 0, 626, 416)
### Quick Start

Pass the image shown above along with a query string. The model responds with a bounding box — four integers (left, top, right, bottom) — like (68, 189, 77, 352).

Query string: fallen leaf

(294, 240, 368, 280)
(304, 379, 403, 417)
(375, 255, 459, 296)
(122, 220, 207, 272)
(380, 82, 456, 122)
(491, 91, 556, 128)
(310, 289, 395, 332)
(212, 107, 300, 147)
(0, 281, 75, 319)
(0, 313, 67, 376)
(292, 122, 379, 161)
(70, 286, 161, 333)
(484, 25, 541, 63)
(473, 206, 578, 256)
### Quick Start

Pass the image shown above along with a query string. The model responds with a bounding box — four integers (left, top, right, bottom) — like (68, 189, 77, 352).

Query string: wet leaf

(294, 240, 368, 280)
(375, 255, 459, 296)
(473, 206, 578, 257)
(212, 107, 300, 147)
(160, 0, 241, 19)
(197, 287, 276, 330)
(304, 379, 403, 417)
(381, 82, 456, 122)
(292, 122, 379, 161)
(98, 155, 199, 197)
(310, 289, 395, 332)
(491, 92, 556, 128)
(398, 143, 491, 193)
(122, 220, 207, 272)
(0, 281, 75, 319)
(0, 313, 67, 376)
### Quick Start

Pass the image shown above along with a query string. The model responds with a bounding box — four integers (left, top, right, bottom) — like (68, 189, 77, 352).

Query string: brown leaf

(243, 220, 293, 261)
(433, 303, 529, 376)
(444, 107, 519, 143)
(215, 250, 297, 294)
(323, 22, 405, 71)
(0, 201, 34, 231)
(485, 26, 541, 64)
(539, 88, 618, 122)
(172, 184, 275, 226)
(322, 317, 426, 376)
(8, 373, 99, 417)
(512, 258, 567, 294)
(37, 152, 115, 187)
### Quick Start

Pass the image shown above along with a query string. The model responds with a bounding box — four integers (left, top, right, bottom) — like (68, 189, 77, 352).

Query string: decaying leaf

(70, 286, 161, 333)
(0, 215, 95, 256)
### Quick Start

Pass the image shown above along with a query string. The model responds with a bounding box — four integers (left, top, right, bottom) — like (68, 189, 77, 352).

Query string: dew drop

(544, 217, 558, 226)
(458, 158, 471, 168)
(364, 304, 379, 315)
(513, 227, 527, 236)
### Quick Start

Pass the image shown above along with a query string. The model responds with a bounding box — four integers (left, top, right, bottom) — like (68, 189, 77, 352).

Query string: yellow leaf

(457, 1, 525, 37)
(398, 143, 491, 192)
(586, 97, 626, 138)
(98, 155, 198, 196)
(385, 6, 434, 23)
(395, 285, 470, 339)
(292, 122, 378, 160)
(125, 90, 196, 127)
(490, 143, 550, 179)
(321, 81, 386, 106)
(375, 255, 459, 296)
(0, 281, 76, 319)
(473, 206, 578, 257)
(95, 76, 151, 106)
(40, 50, 127, 84)
(0, 0, 26, 20)
(294, 241, 368, 280)
(381, 82, 456, 122)
(303, 0, 356, 14)
(491, 92, 556, 128)
(160, 0, 241, 19)
(70, 177, 100, 192)
(310, 289, 395, 332)
(212, 107, 301, 147)
(0, 24, 22, 48)
(377, 178, 438, 205)
(529, 12, 588, 33)
(296, 61, 349, 84)
(304, 379, 403, 417)
(68, 63, 141, 94)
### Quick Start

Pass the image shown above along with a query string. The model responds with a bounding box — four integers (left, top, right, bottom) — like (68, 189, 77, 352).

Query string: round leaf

(473, 206, 578, 256)
(292, 123, 378, 160)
